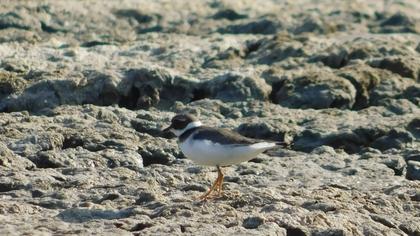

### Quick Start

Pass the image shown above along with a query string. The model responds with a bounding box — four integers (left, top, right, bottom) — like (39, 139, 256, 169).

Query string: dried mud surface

(0, 0, 419, 235)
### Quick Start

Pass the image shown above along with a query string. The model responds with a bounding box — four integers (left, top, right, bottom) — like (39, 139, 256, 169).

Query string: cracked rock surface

(0, 0, 419, 235)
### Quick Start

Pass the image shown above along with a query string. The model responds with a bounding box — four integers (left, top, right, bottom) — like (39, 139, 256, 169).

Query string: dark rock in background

(406, 161, 420, 180)
(369, 56, 420, 81)
(203, 72, 271, 102)
(212, 9, 248, 21)
(272, 69, 356, 109)
(218, 19, 279, 35)
(0, 0, 419, 235)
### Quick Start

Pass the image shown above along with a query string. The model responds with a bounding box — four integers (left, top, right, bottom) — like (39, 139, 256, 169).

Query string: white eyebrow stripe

(173, 121, 202, 136)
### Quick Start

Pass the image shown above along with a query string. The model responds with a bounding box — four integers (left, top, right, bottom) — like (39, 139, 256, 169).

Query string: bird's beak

(162, 125, 172, 133)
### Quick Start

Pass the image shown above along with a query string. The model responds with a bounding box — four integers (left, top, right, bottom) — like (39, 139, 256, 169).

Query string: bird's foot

(195, 191, 219, 201)
(195, 181, 219, 201)
(194, 166, 225, 201)
(196, 182, 223, 201)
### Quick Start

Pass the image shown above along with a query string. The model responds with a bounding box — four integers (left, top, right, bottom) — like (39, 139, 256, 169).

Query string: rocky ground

(0, 0, 419, 235)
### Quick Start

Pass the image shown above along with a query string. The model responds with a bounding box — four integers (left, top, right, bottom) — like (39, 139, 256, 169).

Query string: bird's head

(162, 113, 202, 137)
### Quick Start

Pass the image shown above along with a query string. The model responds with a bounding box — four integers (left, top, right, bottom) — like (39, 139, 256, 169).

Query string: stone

(249, 34, 306, 65)
(120, 68, 197, 109)
(406, 161, 420, 180)
(369, 56, 420, 81)
(0, 0, 419, 235)
(203, 72, 271, 102)
(337, 64, 382, 109)
(0, 11, 38, 30)
(371, 128, 414, 151)
(113, 9, 155, 24)
(272, 69, 356, 109)
(243, 216, 265, 229)
(301, 201, 337, 212)
(212, 9, 248, 21)
(310, 46, 349, 69)
(138, 143, 179, 166)
(399, 222, 420, 236)
(181, 184, 207, 192)
(373, 12, 420, 33)
(378, 154, 407, 176)
(236, 121, 288, 142)
(0, 143, 35, 170)
(294, 16, 332, 34)
(218, 19, 279, 34)
(0, 71, 27, 100)
(57, 208, 135, 223)
(402, 85, 420, 106)
(312, 229, 345, 236)
(135, 191, 157, 205)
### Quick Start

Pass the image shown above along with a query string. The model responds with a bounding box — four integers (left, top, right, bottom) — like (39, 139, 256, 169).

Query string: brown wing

(191, 127, 258, 146)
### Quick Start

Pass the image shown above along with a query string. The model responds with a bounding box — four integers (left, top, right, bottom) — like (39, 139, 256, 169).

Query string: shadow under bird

(163, 113, 285, 200)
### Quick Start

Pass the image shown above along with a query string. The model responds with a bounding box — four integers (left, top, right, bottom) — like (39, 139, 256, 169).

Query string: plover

(163, 113, 283, 199)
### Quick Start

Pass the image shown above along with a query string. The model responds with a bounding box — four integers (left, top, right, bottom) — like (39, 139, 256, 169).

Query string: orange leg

(199, 166, 224, 200)
(216, 166, 224, 195)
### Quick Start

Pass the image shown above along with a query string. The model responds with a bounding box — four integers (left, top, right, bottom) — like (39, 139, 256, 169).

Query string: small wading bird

(163, 113, 284, 200)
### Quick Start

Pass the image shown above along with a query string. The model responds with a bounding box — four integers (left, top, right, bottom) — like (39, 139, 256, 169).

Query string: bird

(162, 113, 284, 200)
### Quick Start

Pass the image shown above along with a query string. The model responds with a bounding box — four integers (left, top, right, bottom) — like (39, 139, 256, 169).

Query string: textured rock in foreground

(0, 0, 420, 235)
(0, 104, 419, 235)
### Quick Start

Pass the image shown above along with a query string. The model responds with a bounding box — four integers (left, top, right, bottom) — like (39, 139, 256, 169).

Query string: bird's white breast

(180, 136, 276, 166)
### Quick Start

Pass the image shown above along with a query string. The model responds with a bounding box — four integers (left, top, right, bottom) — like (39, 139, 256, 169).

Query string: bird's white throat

(173, 121, 202, 137)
